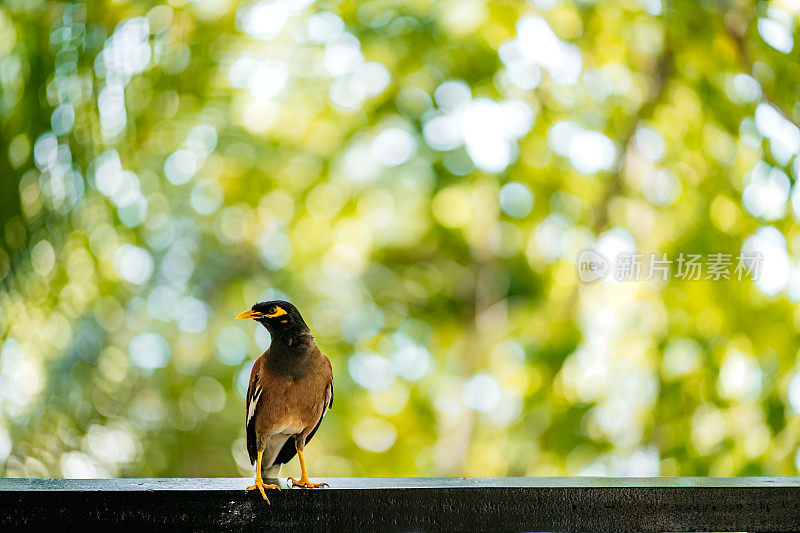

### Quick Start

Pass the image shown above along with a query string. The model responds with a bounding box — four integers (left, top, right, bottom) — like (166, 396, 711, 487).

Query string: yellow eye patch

(265, 306, 287, 318)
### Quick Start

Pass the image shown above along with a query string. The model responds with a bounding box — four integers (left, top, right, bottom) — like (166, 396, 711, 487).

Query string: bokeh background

(2, 0, 800, 479)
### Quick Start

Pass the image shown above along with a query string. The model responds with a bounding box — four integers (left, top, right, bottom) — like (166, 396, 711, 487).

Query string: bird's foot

(246, 478, 281, 502)
(288, 476, 328, 489)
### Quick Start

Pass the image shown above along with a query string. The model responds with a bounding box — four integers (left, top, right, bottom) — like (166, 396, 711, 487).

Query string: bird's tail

(262, 463, 281, 479)
(246, 418, 258, 465)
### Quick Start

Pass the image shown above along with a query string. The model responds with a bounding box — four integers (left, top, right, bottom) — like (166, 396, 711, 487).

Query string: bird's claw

(288, 476, 328, 488)
(246, 479, 281, 502)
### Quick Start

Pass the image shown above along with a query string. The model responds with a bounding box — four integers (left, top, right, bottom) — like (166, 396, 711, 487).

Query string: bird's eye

(268, 306, 276, 314)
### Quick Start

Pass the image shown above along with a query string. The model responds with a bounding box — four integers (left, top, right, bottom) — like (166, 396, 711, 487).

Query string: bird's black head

(236, 300, 310, 339)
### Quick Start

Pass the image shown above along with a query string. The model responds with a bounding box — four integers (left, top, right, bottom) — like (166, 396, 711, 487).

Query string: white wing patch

(324, 383, 332, 412)
(247, 387, 262, 425)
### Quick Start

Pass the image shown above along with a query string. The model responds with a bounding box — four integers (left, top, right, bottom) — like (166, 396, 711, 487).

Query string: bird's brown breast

(252, 349, 332, 438)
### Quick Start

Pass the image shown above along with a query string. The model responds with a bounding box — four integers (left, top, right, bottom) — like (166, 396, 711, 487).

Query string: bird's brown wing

(272, 369, 333, 467)
(245, 355, 265, 465)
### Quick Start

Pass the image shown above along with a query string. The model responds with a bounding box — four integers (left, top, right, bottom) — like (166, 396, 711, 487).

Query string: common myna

(236, 300, 333, 501)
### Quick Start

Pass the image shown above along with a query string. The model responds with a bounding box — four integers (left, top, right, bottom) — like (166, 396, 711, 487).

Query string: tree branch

(593, 44, 674, 233)
(725, 11, 800, 130)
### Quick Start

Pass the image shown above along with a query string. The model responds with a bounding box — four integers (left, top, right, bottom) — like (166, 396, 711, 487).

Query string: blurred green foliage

(2, 0, 800, 479)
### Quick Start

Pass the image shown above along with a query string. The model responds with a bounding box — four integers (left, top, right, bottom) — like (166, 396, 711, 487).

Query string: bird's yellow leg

(246, 451, 281, 502)
(288, 449, 328, 488)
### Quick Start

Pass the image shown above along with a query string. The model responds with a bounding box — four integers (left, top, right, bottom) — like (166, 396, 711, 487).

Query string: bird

(236, 300, 333, 502)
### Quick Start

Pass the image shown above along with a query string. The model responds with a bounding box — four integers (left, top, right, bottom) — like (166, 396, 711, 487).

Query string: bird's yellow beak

(236, 309, 263, 320)
(235, 306, 288, 319)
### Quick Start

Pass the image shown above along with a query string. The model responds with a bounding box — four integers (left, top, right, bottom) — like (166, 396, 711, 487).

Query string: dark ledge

(2, 477, 800, 532)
